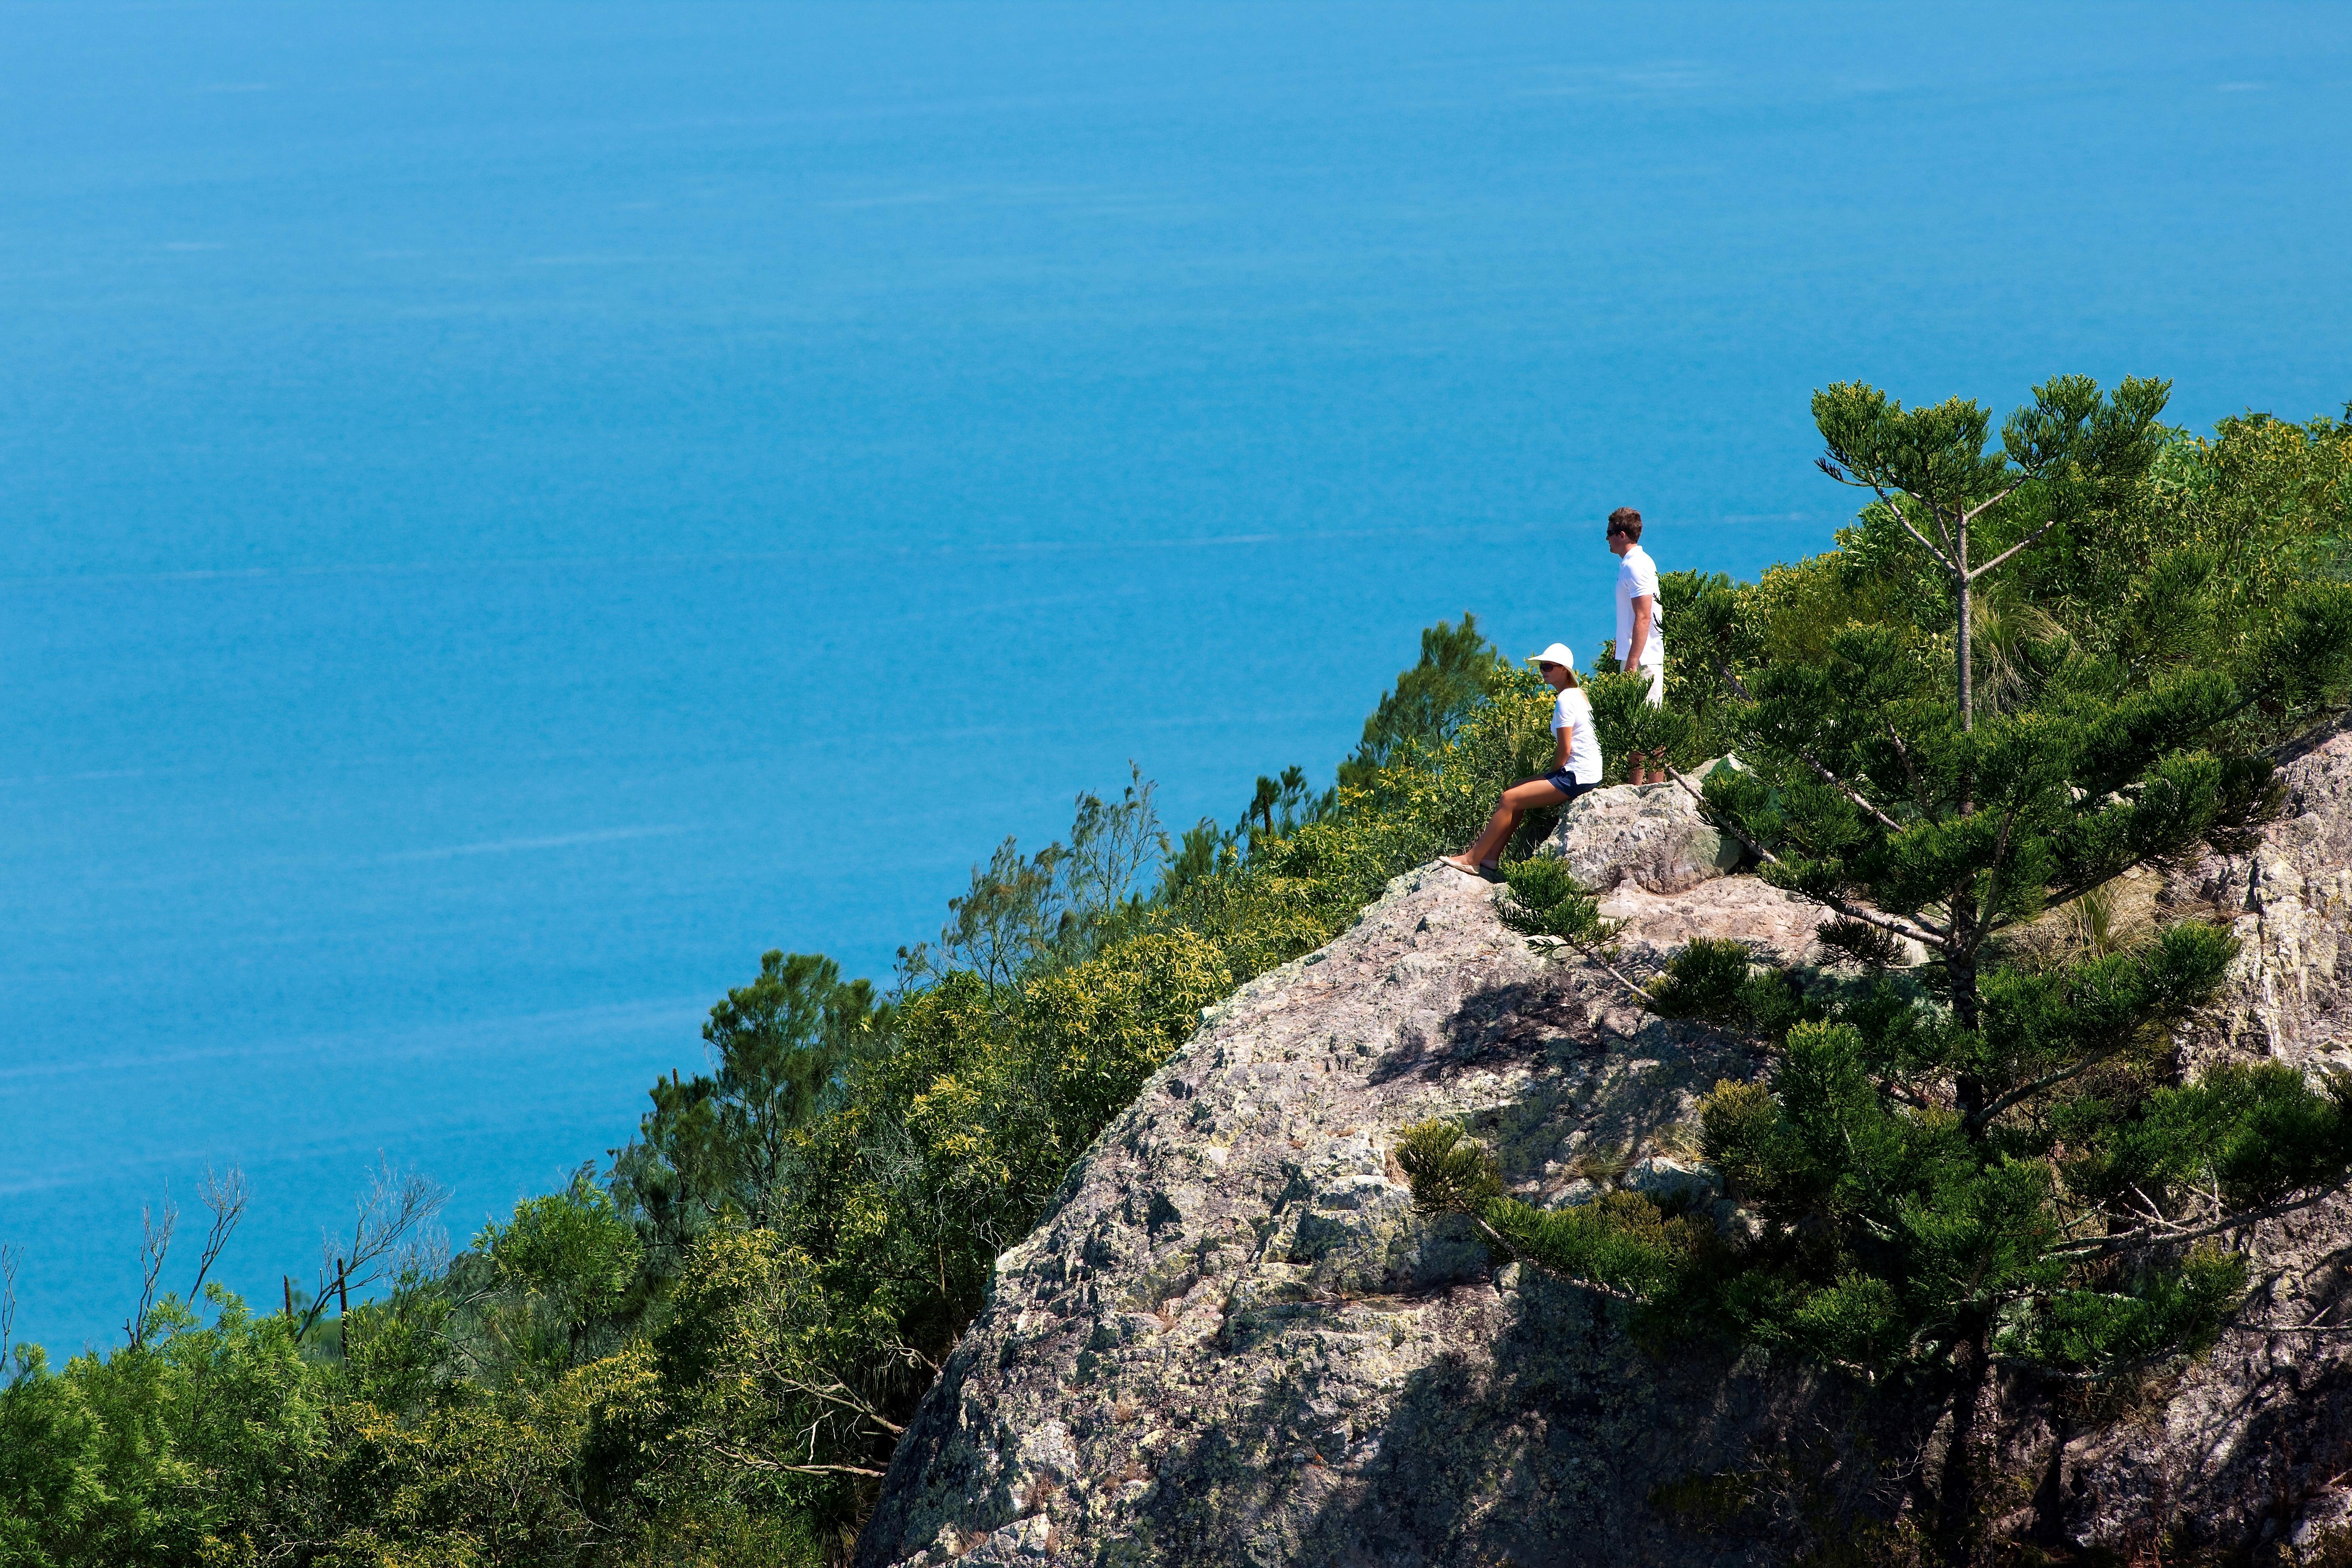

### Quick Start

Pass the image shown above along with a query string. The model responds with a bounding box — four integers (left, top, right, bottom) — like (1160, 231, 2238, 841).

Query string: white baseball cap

(1526, 642, 1576, 669)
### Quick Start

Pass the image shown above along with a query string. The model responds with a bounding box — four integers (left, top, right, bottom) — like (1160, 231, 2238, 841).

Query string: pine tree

(1811, 375, 2172, 731)
(613, 949, 877, 1260)
(1336, 613, 1506, 789)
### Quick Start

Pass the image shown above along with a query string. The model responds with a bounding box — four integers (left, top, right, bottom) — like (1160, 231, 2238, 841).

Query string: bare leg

(1443, 780, 1569, 872)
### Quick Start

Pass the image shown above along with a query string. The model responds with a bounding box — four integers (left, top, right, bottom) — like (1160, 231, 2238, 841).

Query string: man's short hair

(1607, 507, 1643, 542)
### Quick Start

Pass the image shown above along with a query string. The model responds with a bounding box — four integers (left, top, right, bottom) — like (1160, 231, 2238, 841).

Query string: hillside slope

(859, 732, 2352, 1565)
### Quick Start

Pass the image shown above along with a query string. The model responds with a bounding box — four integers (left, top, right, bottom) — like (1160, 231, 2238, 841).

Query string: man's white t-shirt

(1552, 686, 1604, 786)
(1615, 544, 1665, 671)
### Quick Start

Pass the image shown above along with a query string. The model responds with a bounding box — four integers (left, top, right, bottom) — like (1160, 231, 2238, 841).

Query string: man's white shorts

(1641, 663, 1664, 708)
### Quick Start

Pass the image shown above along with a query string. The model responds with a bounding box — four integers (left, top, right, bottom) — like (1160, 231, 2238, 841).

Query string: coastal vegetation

(5, 386, 2349, 1566)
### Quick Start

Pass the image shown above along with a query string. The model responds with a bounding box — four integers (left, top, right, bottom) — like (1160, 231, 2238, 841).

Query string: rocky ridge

(858, 732, 2352, 1566)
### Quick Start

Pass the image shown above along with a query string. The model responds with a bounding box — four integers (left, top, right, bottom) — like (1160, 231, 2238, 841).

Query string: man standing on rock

(1608, 506, 1667, 786)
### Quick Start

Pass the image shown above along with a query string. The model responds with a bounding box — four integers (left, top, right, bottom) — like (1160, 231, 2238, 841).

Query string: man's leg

(1633, 664, 1666, 784)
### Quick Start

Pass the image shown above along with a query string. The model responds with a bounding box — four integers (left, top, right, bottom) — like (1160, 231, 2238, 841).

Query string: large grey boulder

(855, 864, 1819, 1568)
(856, 729, 2352, 1566)
(1538, 769, 1743, 895)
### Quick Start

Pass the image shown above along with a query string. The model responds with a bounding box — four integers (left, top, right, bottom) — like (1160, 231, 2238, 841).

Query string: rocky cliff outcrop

(1537, 761, 1743, 897)
(859, 737, 2352, 1567)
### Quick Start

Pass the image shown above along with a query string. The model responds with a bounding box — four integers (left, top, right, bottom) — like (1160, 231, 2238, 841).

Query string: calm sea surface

(5, 0, 2347, 1350)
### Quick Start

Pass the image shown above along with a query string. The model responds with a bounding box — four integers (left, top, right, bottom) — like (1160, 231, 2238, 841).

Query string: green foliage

(1494, 857, 1620, 957)
(614, 949, 877, 1267)
(899, 766, 1168, 994)
(1394, 1121, 1504, 1215)
(0, 1292, 323, 1568)
(1398, 1122, 1711, 1305)
(477, 1172, 647, 1378)
(1644, 938, 1815, 1042)
(1336, 613, 1508, 790)
(1585, 668, 1700, 779)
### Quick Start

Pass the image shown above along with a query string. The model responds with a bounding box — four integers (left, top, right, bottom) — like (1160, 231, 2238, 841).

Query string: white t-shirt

(1615, 544, 1665, 671)
(1551, 686, 1604, 786)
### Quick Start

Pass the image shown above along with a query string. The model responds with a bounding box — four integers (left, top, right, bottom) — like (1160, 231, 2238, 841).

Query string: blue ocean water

(4, 0, 2347, 1353)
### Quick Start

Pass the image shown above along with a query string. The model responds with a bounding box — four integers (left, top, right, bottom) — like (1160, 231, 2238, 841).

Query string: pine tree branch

(1793, 747, 1907, 836)
(1882, 718, 1929, 816)
(1660, 761, 1947, 947)
(1524, 936, 1651, 1006)
(1959, 483, 2024, 527)
(1473, 1214, 1648, 1302)
(1821, 462, 1957, 568)
(1700, 648, 1912, 851)
(1966, 517, 2060, 582)
(1985, 1346, 2177, 1383)
(1882, 489, 1957, 570)
(1963, 802, 2030, 951)
(1969, 1048, 2124, 1132)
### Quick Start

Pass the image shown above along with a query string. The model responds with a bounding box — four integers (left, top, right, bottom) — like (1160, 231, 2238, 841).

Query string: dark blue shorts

(1540, 772, 1597, 801)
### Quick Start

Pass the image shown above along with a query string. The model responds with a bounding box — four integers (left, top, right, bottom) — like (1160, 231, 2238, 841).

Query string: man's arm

(1625, 595, 1654, 669)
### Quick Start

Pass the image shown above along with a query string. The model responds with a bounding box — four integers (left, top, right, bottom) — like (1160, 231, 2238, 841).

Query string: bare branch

(2230, 1293, 2352, 1336)
(297, 1159, 449, 1341)
(710, 1444, 889, 1479)
(1521, 934, 1650, 1005)
(2051, 1185, 2344, 1259)
(1967, 517, 2061, 582)
(0, 1243, 18, 1370)
(771, 1375, 908, 1436)
(1880, 1079, 1932, 1111)
(186, 1165, 249, 1303)
(128, 1193, 178, 1348)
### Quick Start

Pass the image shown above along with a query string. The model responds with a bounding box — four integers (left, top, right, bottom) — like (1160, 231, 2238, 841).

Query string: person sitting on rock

(1442, 642, 1602, 881)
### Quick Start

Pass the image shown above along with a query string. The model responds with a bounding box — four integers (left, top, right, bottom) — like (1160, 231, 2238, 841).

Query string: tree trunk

(2030, 1400, 2073, 1550)
(1956, 516, 1974, 732)
(1946, 939, 1980, 1034)
(1939, 1317, 1991, 1568)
